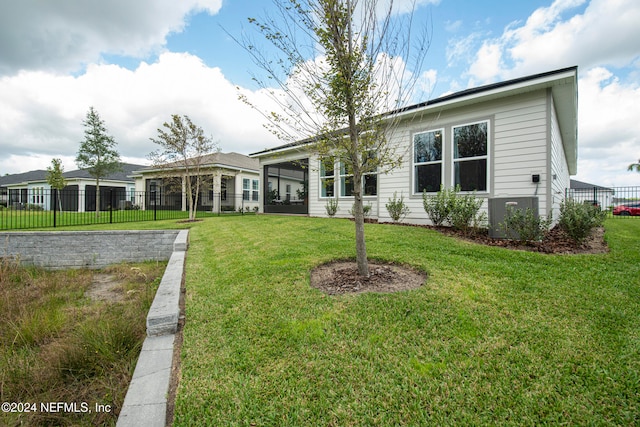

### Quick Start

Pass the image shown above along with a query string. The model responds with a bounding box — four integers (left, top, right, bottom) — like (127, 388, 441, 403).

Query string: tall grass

(0, 260, 164, 426)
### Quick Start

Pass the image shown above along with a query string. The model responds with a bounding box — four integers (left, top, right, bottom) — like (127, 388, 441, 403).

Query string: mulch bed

(310, 223, 607, 295)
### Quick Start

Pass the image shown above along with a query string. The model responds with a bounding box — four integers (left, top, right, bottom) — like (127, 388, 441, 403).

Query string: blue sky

(0, 0, 639, 186)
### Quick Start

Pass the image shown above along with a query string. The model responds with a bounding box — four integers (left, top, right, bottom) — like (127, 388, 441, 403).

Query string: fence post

(53, 188, 57, 228)
(109, 189, 113, 224)
(152, 191, 157, 221)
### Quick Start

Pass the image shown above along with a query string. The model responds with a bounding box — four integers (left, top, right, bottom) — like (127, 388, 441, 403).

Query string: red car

(613, 202, 640, 216)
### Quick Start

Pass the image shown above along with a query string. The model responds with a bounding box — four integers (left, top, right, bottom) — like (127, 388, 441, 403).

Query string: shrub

(448, 191, 486, 234)
(349, 202, 372, 218)
(498, 206, 552, 243)
(422, 186, 453, 226)
(385, 192, 410, 223)
(559, 199, 607, 243)
(423, 186, 486, 234)
(325, 198, 339, 217)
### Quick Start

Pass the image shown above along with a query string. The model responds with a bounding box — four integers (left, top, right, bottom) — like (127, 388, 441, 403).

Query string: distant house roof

(0, 170, 48, 186)
(570, 179, 614, 192)
(0, 163, 144, 187)
(133, 152, 259, 175)
(250, 66, 578, 174)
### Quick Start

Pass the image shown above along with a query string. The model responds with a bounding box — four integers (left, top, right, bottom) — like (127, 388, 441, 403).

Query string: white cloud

(575, 67, 640, 186)
(0, 0, 223, 75)
(0, 52, 279, 175)
(463, 0, 640, 83)
(451, 0, 640, 187)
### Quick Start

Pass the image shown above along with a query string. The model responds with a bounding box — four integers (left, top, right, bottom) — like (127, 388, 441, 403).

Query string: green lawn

(0, 208, 244, 230)
(172, 216, 639, 426)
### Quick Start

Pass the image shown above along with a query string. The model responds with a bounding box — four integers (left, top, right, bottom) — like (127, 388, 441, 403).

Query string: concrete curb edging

(117, 229, 188, 427)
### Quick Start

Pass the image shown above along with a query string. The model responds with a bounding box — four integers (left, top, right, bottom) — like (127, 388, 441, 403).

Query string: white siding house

(251, 67, 578, 227)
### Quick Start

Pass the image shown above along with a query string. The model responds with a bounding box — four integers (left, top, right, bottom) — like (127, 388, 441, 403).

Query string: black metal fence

(565, 186, 640, 217)
(0, 189, 259, 230)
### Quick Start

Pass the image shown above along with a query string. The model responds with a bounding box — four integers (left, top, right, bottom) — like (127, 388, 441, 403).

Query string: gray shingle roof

(136, 152, 259, 173)
(0, 163, 145, 187)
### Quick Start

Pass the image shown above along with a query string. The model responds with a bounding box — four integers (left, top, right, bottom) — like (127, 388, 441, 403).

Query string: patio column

(212, 173, 221, 213)
(181, 176, 187, 212)
(78, 183, 86, 213)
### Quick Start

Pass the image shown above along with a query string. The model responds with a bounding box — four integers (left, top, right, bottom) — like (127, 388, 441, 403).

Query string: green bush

(325, 198, 339, 217)
(448, 191, 486, 234)
(423, 186, 486, 233)
(559, 199, 607, 243)
(385, 192, 410, 222)
(498, 206, 552, 242)
(349, 202, 372, 218)
(422, 186, 453, 226)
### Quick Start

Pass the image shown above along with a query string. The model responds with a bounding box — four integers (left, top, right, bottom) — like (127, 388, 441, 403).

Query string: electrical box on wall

(532, 174, 540, 183)
(488, 197, 539, 238)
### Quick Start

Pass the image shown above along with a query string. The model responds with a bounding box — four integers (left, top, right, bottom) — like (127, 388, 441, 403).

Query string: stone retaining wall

(0, 230, 180, 269)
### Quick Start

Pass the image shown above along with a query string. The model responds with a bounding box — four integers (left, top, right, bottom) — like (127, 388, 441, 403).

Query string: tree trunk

(351, 142, 369, 277)
(95, 177, 100, 218)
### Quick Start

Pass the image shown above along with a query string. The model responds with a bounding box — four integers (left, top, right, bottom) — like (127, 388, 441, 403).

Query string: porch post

(212, 173, 221, 213)
(78, 183, 85, 213)
(181, 176, 187, 212)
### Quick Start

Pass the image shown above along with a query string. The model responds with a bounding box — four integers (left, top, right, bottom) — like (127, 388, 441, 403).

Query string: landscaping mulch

(310, 224, 607, 295)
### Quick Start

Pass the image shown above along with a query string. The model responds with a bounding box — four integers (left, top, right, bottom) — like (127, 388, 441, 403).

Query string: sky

(0, 0, 639, 186)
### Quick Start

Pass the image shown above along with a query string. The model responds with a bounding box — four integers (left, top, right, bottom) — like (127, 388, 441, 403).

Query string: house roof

(250, 66, 579, 174)
(0, 170, 48, 186)
(133, 152, 259, 175)
(0, 163, 144, 187)
(570, 179, 614, 191)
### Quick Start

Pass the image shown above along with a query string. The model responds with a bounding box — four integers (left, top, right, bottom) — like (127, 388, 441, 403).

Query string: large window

(414, 129, 443, 193)
(339, 162, 354, 197)
(453, 121, 488, 191)
(320, 157, 335, 198)
(321, 156, 377, 198)
(252, 179, 259, 201)
(242, 178, 260, 201)
(243, 178, 250, 201)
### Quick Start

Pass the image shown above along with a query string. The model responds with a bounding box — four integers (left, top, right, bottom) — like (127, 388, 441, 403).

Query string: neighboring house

(0, 163, 143, 211)
(130, 152, 260, 213)
(568, 179, 614, 210)
(251, 66, 578, 226)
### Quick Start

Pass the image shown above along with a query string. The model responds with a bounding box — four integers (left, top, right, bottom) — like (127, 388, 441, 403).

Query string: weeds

(0, 261, 164, 426)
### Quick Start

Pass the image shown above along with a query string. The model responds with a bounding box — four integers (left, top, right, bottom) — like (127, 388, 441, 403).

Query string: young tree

(76, 107, 122, 217)
(241, 0, 430, 276)
(46, 158, 66, 211)
(149, 115, 219, 221)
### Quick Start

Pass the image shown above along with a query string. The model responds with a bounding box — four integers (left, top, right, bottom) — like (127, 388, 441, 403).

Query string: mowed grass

(173, 216, 639, 426)
(0, 208, 225, 230)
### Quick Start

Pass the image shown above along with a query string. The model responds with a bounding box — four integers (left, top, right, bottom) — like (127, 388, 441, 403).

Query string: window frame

(242, 178, 250, 201)
(412, 128, 444, 195)
(319, 157, 336, 199)
(252, 179, 259, 202)
(452, 120, 490, 193)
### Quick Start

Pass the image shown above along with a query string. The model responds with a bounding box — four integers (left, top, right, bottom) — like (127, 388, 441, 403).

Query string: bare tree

(239, 0, 431, 276)
(149, 115, 219, 221)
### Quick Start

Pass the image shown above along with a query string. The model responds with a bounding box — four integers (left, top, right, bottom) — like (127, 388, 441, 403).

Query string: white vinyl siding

(492, 93, 548, 207)
(550, 95, 569, 221)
